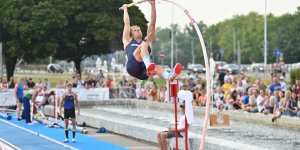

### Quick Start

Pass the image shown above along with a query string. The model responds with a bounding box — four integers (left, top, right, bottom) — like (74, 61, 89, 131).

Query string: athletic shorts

(64, 108, 75, 119)
(126, 57, 148, 80)
(18, 97, 23, 103)
(164, 131, 183, 138)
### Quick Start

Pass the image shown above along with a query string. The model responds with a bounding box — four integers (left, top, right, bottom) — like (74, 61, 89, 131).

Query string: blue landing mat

(0, 115, 127, 150)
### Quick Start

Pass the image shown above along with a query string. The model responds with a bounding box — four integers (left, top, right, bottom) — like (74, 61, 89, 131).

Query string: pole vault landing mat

(0, 115, 127, 150)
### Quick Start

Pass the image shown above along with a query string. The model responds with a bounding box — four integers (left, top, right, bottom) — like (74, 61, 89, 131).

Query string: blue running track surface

(0, 115, 127, 150)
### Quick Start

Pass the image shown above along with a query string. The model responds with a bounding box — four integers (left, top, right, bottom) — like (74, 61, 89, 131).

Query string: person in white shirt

(157, 102, 188, 150)
(257, 89, 269, 113)
(214, 87, 225, 110)
(279, 76, 287, 92)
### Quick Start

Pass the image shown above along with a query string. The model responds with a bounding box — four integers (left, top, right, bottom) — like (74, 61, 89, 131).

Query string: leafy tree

(0, 0, 148, 78)
(0, 0, 66, 80)
(52, 0, 147, 76)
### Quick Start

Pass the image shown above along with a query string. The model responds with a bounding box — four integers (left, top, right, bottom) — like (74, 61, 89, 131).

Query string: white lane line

(0, 138, 21, 150)
(0, 119, 79, 150)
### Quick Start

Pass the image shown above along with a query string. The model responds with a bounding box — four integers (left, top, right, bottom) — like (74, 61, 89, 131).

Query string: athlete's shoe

(72, 138, 76, 143)
(147, 63, 156, 72)
(27, 122, 34, 125)
(168, 63, 182, 81)
(64, 138, 69, 143)
(17, 118, 22, 121)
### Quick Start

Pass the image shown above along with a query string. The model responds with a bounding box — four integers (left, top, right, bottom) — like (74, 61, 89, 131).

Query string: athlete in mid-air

(121, 0, 181, 80)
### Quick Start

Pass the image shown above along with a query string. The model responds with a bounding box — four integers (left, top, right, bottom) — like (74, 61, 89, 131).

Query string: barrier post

(168, 79, 179, 150)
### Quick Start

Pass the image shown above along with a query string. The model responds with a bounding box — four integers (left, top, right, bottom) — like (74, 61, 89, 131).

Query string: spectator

(150, 86, 158, 101)
(192, 88, 200, 106)
(228, 90, 242, 110)
(96, 69, 105, 80)
(44, 78, 51, 89)
(56, 80, 65, 89)
(286, 91, 298, 117)
(218, 71, 226, 86)
(253, 78, 266, 91)
(106, 76, 113, 89)
(279, 76, 287, 92)
(268, 76, 281, 94)
(196, 78, 205, 90)
(158, 86, 166, 102)
(214, 87, 225, 111)
(223, 78, 233, 100)
(271, 90, 285, 122)
(292, 78, 300, 97)
(198, 90, 206, 106)
(8, 77, 15, 88)
(241, 90, 250, 110)
(36, 79, 43, 87)
(75, 77, 84, 88)
(135, 84, 145, 99)
(245, 88, 258, 112)
(26, 78, 35, 89)
(279, 91, 288, 115)
(1, 79, 8, 90)
(257, 89, 269, 114)
(119, 76, 128, 87)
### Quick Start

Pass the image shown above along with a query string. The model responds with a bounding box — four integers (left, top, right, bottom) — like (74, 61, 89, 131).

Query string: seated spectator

(150, 86, 158, 101)
(192, 88, 200, 106)
(36, 79, 43, 87)
(241, 90, 250, 111)
(8, 77, 15, 89)
(158, 86, 166, 102)
(245, 88, 258, 112)
(214, 87, 225, 111)
(75, 77, 84, 88)
(43, 78, 51, 89)
(1, 79, 8, 90)
(286, 91, 298, 117)
(228, 90, 242, 110)
(272, 90, 285, 122)
(257, 89, 269, 114)
(198, 90, 206, 106)
(279, 90, 288, 115)
(268, 76, 281, 94)
(56, 80, 65, 89)
(26, 78, 35, 89)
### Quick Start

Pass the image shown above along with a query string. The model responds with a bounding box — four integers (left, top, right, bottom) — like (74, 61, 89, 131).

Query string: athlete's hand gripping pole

(119, 0, 150, 10)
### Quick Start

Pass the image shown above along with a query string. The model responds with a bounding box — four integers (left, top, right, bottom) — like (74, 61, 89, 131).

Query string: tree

(0, 0, 148, 78)
(52, 0, 148, 76)
(0, 0, 67, 80)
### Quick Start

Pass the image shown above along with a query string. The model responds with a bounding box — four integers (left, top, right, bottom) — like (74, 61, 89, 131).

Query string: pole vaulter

(120, 0, 211, 149)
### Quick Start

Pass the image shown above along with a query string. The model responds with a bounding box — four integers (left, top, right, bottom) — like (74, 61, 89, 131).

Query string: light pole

(170, 5, 174, 68)
(264, 0, 268, 69)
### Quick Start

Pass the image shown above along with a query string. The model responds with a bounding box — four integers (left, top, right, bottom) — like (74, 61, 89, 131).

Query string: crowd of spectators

(2, 67, 300, 122)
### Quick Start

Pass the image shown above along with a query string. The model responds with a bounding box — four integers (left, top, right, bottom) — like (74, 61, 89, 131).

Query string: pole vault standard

(168, 79, 179, 150)
(120, 1, 211, 149)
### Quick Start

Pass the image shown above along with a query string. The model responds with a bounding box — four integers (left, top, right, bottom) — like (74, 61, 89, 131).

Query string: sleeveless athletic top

(125, 39, 152, 79)
(17, 83, 24, 99)
(64, 94, 75, 109)
(125, 39, 151, 60)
